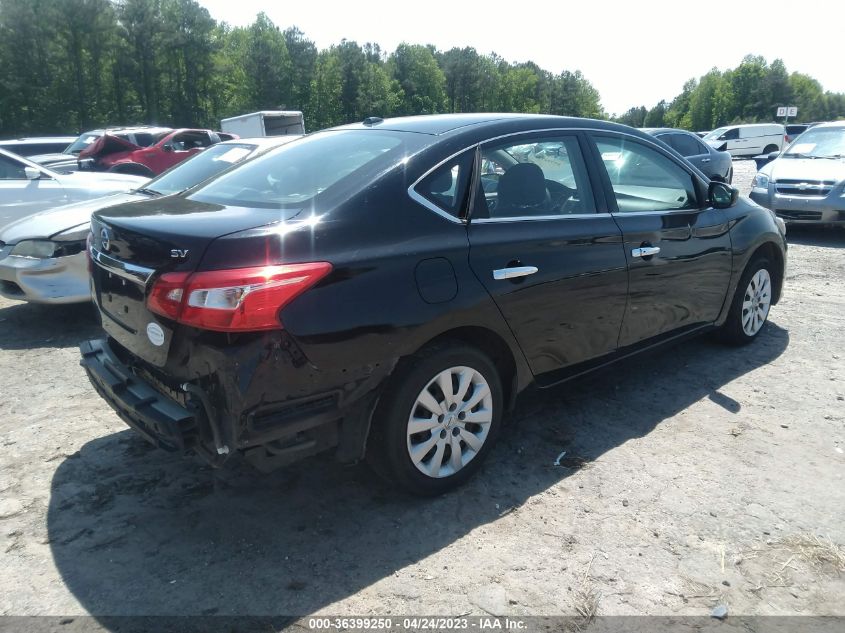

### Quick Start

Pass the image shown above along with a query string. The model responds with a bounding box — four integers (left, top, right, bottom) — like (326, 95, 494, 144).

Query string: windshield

(66, 132, 102, 155)
(189, 130, 422, 209)
(784, 127, 845, 158)
(703, 127, 729, 140)
(144, 143, 259, 195)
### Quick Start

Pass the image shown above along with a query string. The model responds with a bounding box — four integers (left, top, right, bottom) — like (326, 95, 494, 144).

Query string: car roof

(641, 128, 697, 136)
(332, 113, 642, 138)
(810, 121, 845, 129)
(0, 136, 76, 144)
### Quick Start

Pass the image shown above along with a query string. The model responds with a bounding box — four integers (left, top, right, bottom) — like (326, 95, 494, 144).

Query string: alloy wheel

(741, 268, 771, 336)
(406, 366, 493, 478)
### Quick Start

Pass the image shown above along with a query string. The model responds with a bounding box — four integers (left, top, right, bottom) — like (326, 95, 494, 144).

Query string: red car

(78, 128, 238, 177)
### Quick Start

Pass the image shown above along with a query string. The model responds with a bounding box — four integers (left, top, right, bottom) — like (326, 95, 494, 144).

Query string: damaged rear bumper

(80, 336, 386, 471)
(80, 338, 198, 452)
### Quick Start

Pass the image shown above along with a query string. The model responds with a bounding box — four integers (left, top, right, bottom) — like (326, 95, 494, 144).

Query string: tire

(108, 163, 154, 178)
(721, 256, 773, 345)
(763, 144, 779, 154)
(367, 343, 503, 496)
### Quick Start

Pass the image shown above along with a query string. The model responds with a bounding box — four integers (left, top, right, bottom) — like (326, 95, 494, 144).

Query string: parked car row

(0, 136, 300, 304)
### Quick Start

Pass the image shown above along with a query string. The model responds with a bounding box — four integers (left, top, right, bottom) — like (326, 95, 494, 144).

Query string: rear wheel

(721, 257, 773, 345)
(368, 344, 503, 495)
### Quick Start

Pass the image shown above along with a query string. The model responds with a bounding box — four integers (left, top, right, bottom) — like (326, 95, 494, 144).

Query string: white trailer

(220, 111, 305, 137)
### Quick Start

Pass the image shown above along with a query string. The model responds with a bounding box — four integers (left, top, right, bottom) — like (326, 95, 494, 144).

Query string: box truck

(220, 111, 305, 137)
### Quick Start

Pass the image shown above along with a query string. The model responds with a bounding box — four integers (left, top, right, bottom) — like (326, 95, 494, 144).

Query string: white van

(703, 123, 786, 157)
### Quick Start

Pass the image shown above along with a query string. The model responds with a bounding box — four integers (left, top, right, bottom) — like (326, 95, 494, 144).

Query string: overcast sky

(197, 0, 841, 116)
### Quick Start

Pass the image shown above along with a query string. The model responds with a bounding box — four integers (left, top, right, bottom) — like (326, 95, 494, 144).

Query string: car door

(588, 133, 733, 348)
(719, 127, 746, 155)
(465, 132, 628, 380)
(0, 153, 67, 227)
(662, 132, 717, 177)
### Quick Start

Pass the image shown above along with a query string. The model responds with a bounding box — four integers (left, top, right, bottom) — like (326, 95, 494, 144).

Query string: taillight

(147, 263, 332, 332)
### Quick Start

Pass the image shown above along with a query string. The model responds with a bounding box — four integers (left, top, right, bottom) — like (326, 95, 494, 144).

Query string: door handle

(631, 246, 661, 258)
(701, 158, 711, 163)
(493, 266, 538, 280)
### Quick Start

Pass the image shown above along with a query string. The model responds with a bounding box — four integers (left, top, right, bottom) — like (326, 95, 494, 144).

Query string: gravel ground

(0, 159, 843, 623)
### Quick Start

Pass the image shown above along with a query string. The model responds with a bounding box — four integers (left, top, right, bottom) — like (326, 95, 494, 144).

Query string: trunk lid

(91, 196, 303, 366)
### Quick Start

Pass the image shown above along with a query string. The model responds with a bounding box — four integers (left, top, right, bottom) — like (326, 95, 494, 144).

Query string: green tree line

(615, 55, 845, 130)
(0, 0, 604, 136)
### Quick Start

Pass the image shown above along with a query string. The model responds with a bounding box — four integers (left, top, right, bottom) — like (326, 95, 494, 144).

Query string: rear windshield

(189, 130, 423, 209)
(144, 142, 259, 195)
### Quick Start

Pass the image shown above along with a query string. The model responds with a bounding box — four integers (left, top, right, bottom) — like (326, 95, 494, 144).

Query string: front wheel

(721, 257, 773, 345)
(368, 344, 503, 495)
(763, 144, 779, 154)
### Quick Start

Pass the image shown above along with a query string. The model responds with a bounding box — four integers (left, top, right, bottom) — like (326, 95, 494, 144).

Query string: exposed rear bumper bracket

(80, 338, 197, 452)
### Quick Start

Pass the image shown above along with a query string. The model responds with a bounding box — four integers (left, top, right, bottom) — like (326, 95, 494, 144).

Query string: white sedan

(0, 148, 147, 229)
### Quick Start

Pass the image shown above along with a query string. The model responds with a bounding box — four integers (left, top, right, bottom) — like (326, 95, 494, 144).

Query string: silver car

(749, 122, 845, 225)
(644, 128, 734, 183)
(0, 136, 300, 304)
(0, 148, 147, 228)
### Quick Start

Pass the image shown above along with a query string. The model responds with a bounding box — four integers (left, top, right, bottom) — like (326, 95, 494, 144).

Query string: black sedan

(644, 127, 734, 183)
(80, 114, 787, 495)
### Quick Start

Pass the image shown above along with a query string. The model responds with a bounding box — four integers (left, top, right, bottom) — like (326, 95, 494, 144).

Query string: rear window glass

(147, 143, 259, 195)
(190, 130, 423, 209)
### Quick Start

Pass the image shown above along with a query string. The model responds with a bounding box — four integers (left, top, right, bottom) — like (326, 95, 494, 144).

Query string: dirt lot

(1, 159, 843, 623)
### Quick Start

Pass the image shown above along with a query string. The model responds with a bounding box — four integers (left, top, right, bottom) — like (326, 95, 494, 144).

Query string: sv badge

(170, 249, 189, 259)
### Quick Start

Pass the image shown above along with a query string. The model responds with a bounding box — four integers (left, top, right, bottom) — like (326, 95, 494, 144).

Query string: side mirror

(708, 180, 738, 209)
(24, 166, 42, 180)
(162, 143, 173, 153)
(716, 142, 728, 152)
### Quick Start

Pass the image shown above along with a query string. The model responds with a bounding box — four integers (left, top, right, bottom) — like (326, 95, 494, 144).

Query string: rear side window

(414, 150, 474, 218)
(595, 136, 698, 213)
(474, 135, 595, 219)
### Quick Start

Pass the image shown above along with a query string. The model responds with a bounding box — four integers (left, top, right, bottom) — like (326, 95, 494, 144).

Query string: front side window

(595, 136, 698, 213)
(0, 154, 27, 179)
(474, 136, 595, 219)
